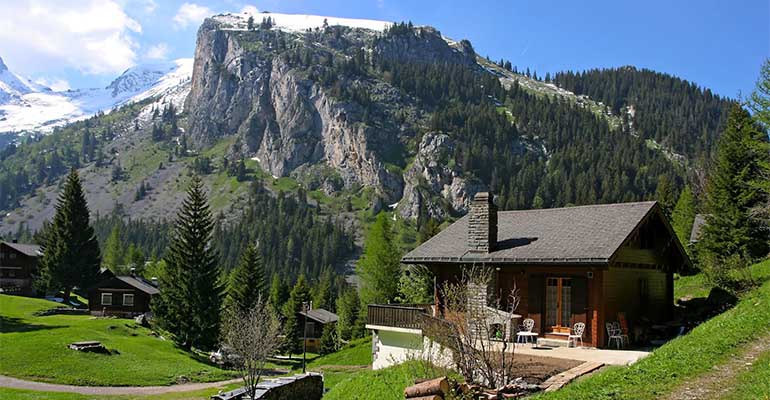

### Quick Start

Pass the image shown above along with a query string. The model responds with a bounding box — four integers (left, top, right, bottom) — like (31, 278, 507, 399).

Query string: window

(101, 293, 113, 306)
(9, 252, 15, 259)
(123, 294, 135, 307)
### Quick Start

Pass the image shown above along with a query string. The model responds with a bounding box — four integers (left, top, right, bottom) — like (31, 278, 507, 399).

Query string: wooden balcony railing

(367, 304, 432, 329)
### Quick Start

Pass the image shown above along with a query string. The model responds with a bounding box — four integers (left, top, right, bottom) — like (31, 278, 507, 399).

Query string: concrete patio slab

(511, 344, 650, 366)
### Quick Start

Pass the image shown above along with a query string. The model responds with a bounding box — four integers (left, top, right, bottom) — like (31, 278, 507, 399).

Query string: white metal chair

(516, 318, 538, 345)
(612, 321, 629, 347)
(568, 322, 585, 348)
(606, 322, 624, 349)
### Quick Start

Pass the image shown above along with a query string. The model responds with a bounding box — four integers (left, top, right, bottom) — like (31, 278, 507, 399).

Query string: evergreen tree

(312, 268, 336, 311)
(698, 105, 770, 263)
(282, 275, 311, 356)
(127, 244, 145, 273)
(153, 176, 223, 350)
(247, 15, 254, 30)
(750, 58, 770, 130)
(356, 213, 401, 308)
(655, 175, 677, 217)
(268, 273, 289, 317)
(102, 225, 123, 272)
(37, 169, 101, 303)
(224, 243, 266, 315)
(335, 288, 361, 342)
(671, 186, 697, 247)
(319, 323, 337, 355)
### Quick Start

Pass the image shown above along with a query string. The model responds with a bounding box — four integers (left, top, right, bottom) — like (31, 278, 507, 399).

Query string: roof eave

(401, 256, 610, 266)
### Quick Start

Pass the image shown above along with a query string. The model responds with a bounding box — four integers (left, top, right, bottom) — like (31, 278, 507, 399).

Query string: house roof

(402, 201, 661, 265)
(115, 276, 160, 295)
(2, 241, 42, 257)
(690, 214, 707, 243)
(299, 308, 339, 324)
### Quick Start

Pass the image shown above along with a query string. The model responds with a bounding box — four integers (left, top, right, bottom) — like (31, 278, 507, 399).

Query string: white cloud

(34, 77, 71, 91)
(241, 5, 259, 15)
(0, 0, 141, 76)
(173, 2, 213, 30)
(142, 0, 157, 14)
(145, 43, 169, 60)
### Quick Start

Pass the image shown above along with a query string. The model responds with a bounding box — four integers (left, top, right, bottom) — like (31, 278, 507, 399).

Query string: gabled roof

(1, 241, 42, 257)
(115, 276, 160, 295)
(403, 201, 662, 265)
(299, 308, 339, 324)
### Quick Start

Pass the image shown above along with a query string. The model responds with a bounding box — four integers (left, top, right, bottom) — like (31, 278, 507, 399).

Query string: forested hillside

(553, 67, 735, 160)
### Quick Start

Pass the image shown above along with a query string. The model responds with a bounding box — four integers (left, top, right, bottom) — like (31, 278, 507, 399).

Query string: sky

(0, 0, 767, 98)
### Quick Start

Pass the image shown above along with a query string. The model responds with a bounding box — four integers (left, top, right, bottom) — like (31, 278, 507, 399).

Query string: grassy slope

(533, 259, 770, 400)
(0, 295, 236, 386)
(324, 361, 452, 400)
(723, 350, 770, 400)
(0, 384, 241, 400)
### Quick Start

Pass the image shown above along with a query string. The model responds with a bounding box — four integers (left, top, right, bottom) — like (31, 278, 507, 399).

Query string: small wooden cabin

(88, 270, 159, 317)
(299, 308, 339, 352)
(401, 193, 691, 348)
(0, 241, 42, 296)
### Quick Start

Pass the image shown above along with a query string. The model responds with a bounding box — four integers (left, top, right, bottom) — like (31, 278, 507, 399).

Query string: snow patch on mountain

(214, 11, 391, 32)
(0, 58, 193, 135)
(0, 56, 50, 104)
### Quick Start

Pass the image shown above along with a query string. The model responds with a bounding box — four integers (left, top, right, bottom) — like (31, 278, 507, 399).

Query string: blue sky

(0, 0, 767, 98)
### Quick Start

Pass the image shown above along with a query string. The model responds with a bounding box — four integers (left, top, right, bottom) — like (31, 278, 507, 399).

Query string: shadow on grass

(0, 315, 65, 333)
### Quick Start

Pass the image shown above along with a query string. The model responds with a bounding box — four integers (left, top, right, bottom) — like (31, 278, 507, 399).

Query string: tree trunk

(62, 287, 72, 304)
(404, 377, 449, 397)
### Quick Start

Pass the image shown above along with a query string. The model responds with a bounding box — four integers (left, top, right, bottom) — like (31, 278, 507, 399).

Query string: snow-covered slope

(0, 56, 50, 104)
(0, 58, 193, 135)
(214, 11, 391, 32)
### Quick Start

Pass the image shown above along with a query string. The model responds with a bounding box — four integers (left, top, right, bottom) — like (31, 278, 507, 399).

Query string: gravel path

(0, 375, 243, 395)
(663, 331, 770, 400)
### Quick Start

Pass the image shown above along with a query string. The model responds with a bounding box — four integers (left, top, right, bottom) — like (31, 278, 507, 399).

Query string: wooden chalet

(88, 270, 159, 317)
(368, 192, 690, 359)
(0, 241, 42, 296)
(299, 307, 339, 353)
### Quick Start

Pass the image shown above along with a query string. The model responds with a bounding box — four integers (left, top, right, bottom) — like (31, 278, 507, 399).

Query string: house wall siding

(602, 266, 669, 329)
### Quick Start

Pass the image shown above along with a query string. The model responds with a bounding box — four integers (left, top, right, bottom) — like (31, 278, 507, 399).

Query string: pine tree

(247, 15, 254, 30)
(312, 268, 336, 311)
(37, 169, 101, 303)
(102, 225, 124, 272)
(356, 213, 401, 308)
(153, 176, 223, 350)
(671, 186, 697, 247)
(224, 243, 266, 315)
(655, 175, 677, 217)
(336, 288, 362, 341)
(282, 275, 311, 356)
(750, 58, 770, 130)
(698, 105, 770, 263)
(319, 323, 337, 355)
(268, 273, 289, 317)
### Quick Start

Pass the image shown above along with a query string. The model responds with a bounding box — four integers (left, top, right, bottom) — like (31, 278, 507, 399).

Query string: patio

(511, 343, 651, 366)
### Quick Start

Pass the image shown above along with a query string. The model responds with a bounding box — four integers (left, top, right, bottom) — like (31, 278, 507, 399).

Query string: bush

(701, 253, 756, 294)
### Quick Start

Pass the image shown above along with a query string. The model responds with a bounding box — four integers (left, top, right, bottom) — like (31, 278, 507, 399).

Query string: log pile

(404, 376, 542, 399)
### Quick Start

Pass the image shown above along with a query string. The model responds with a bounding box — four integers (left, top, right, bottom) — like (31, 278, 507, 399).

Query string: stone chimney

(467, 192, 497, 253)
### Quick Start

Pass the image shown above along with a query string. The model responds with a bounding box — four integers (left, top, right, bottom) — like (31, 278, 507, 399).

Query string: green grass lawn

(0, 294, 237, 386)
(324, 361, 455, 400)
(0, 383, 242, 400)
(533, 259, 770, 400)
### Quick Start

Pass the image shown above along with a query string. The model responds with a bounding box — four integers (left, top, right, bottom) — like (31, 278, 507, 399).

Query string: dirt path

(0, 375, 244, 395)
(663, 331, 770, 400)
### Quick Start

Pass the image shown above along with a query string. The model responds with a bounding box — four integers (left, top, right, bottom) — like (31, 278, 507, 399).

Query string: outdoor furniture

(516, 318, 538, 345)
(612, 321, 629, 346)
(606, 322, 624, 349)
(568, 322, 585, 348)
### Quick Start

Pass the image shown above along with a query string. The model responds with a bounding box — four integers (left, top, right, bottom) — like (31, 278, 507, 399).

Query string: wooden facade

(88, 275, 158, 317)
(419, 204, 684, 348)
(0, 241, 41, 296)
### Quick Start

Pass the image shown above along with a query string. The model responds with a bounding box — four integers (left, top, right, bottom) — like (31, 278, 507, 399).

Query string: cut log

(404, 377, 449, 398)
(404, 396, 442, 400)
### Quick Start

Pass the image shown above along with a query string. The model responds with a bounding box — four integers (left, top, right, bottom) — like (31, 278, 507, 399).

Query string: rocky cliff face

(185, 14, 484, 211)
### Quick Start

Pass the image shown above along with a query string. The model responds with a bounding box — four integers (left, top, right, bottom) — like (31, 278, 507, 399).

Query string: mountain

(0, 12, 735, 261)
(0, 58, 193, 137)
